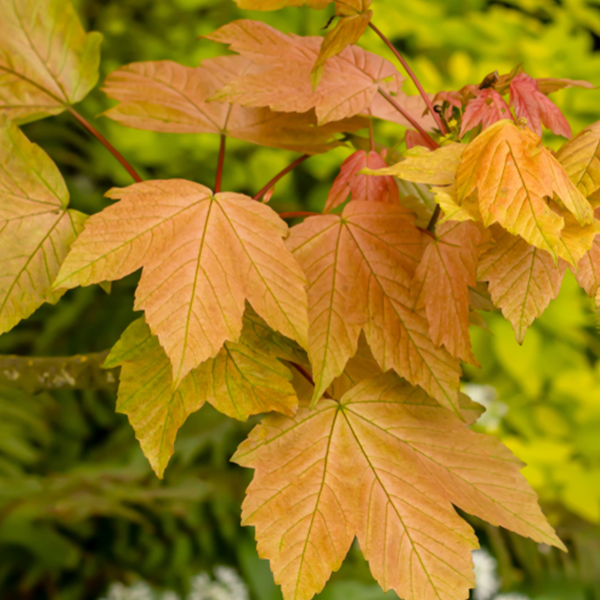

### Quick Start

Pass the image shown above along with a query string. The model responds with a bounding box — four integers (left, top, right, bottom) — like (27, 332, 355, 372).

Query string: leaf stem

(68, 107, 142, 183)
(368, 114, 375, 152)
(291, 362, 334, 401)
(253, 154, 310, 201)
(369, 21, 447, 135)
(278, 211, 320, 219)
(426, 204, 441, 232)
(377, 88, 438, 150)
(215, 134, 226, 193)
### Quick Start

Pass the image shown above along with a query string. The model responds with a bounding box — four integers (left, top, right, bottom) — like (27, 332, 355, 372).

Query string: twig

(377, 88, 438, 150)
(0, 351, 117, 393)
(369, 22, 447, 135)
(253, 154, 310, 201)
(68, 107, 142, 183)
(215, 134, 226, 193)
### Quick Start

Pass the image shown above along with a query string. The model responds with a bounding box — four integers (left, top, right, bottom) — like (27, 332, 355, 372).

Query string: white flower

(99, 582, 158, 600)
(496, 595, 531, 600)
(188, 567, 249, 600)
(472, 548, 500, 600)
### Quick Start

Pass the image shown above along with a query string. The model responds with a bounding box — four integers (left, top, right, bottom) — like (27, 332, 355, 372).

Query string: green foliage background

(2, 0, 600, 598)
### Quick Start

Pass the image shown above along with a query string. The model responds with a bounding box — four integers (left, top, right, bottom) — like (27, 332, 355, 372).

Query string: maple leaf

(287, 200, 463, 414)
(456, 120, 593, 260)
(102, 56, 367, 154)
(234, 371, 564, 600)
(104, 316, 298, 477)
(364, 143, 465, 186)
(405, 129, 432, 149)
(575, 234, 600, 307)
(477, 227, 565, 343)
(556, 121, 600, 198)
(460, 88, 512, 137)
(413, 221, 486, 364)
(509, 73, 571, 138)
(312, 12, 373, 87)
(0, 119, 86, 335)
(0, 0, 102, 123)
(55, 180, 308, 386)
(205, 20, 402, 124)
(324, 150, 400, 212)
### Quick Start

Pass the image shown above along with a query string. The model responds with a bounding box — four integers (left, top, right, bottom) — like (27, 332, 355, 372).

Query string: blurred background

(2, 0, 600, 598)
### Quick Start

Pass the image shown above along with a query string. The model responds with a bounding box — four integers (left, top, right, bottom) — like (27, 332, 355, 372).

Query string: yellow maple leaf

(0, 0, 102, 122)
(104, 316, 299, 477)
(0, 119, 86, 335)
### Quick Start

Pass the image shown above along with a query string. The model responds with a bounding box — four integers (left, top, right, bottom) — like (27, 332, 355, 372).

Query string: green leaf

(0, 0, 102, 123)
(0, 119, 86, 335)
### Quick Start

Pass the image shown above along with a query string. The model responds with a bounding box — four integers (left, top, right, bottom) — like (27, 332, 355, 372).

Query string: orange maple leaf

(234, 372, 565, 600)
(287, 201, 462, 414)
(413, 221, 487, 364)
(325, 149, 400, 211)
(102, 56, 367, 154)
(206, 20, 403, 124)
(55, 180, 308, 386)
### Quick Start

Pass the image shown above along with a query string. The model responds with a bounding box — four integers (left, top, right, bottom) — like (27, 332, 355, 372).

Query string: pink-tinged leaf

(460, 89, 512, 137)
(102, 56, 366, 154)
(413, 221, 486, 364)
(287, 201, 462, 415)
(325, 150, 400, 212)
(55, 180, 308, 386)
(477, 227, 566, 343)
(509, 72, 571, 138)
(405, 130, 431, 149)
(433, 90, 463, 121)
(206, 20, 403, 124)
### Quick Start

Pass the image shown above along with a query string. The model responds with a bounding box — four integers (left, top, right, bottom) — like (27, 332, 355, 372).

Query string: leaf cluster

(2, 1, 600, 599)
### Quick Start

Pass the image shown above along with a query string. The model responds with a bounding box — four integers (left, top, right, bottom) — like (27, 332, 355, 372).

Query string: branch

(253, 154, 310, 201)
(369, 22, 447, 135)
(215, 134, 226, 193)
(0, 352, 118, 393)
(377, 89, 438, 150)
(68, 108, 142, 183)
